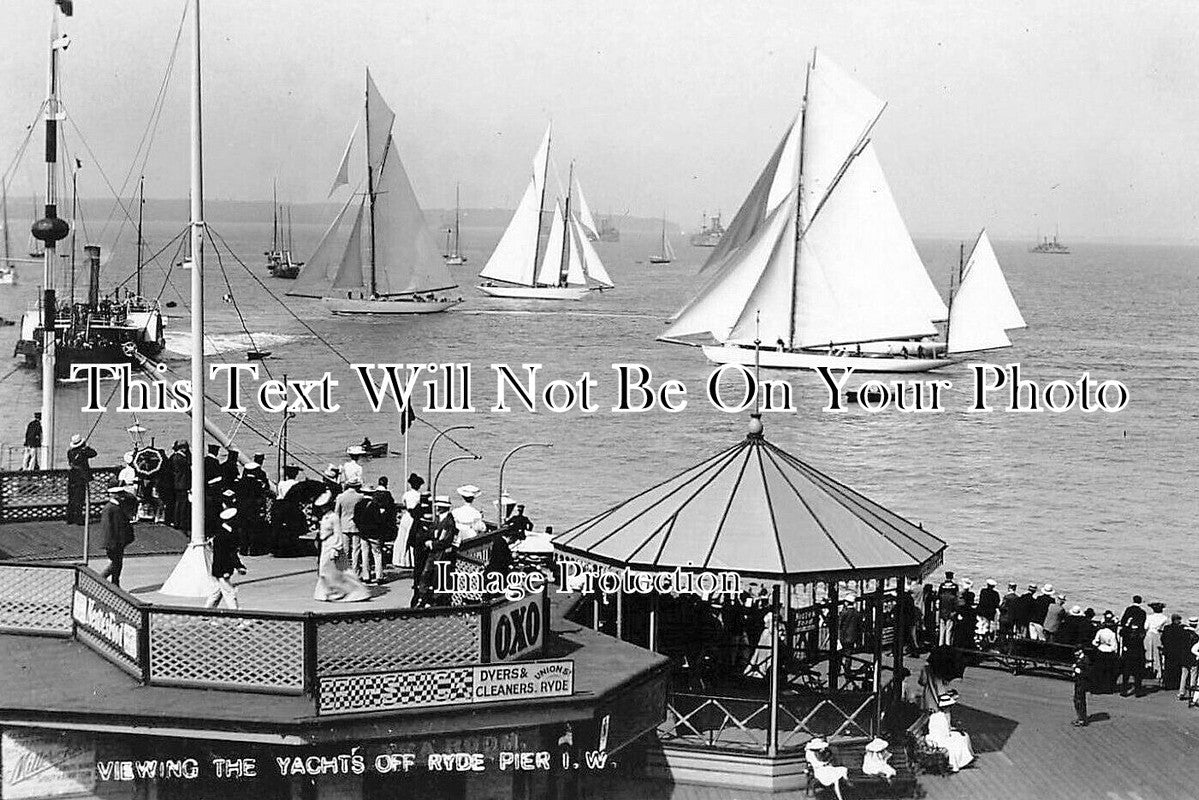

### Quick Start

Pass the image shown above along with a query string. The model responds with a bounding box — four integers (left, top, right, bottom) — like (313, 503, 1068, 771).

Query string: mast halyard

(531, 126, 551, 287)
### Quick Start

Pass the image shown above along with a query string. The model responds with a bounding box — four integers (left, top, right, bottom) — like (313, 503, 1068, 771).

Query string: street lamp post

(426, 425, 473, 488)
(432, 454, 481, 507)
(497, 443, 553, 525)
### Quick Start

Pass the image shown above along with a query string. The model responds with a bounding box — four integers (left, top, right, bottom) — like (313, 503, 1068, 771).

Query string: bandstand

(554, 418, 947, 792)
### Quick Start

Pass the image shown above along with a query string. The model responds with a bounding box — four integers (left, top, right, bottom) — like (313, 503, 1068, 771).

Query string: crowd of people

(78, 435, 538, 611)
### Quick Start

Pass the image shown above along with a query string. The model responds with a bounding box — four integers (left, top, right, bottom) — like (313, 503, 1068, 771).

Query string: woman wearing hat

(391, 473, 424, 570)
(451, 485, 487, 546)
(313, 491, 370, 603)
(926, 692, 974, 772)
(803, 739, 850, 800)
(65, 435, 98, 525)
(205, 508, 246, 610)
(1144, 602, 1169, 680)
(1091, 612, 1121, 694)
(862, 737, 896, 782)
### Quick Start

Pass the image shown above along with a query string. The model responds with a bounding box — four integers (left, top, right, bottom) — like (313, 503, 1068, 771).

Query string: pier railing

(0, 466, 121, 523)
(0, 560, 548, 707)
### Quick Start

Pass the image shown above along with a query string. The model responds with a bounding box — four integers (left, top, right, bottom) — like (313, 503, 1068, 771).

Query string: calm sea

(1, 218, 1194, 616)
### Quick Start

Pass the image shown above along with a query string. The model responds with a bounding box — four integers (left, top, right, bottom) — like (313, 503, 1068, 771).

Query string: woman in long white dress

(926, 692, 975, 772)
(804, 738, 850, 800)
(862, 737, 896, 781)
(313, 491, 371, 603)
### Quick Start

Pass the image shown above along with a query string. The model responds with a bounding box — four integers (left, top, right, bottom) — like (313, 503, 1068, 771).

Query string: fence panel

(314, 608, 482, 677)
(0, 563, 75, 636)
(72, 568, 144, 677)
(0, 467, 120, 523)
(148, 610, 306, 694)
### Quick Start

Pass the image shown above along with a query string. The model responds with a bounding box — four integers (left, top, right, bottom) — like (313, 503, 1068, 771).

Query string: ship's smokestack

(85, 244, 100, 307)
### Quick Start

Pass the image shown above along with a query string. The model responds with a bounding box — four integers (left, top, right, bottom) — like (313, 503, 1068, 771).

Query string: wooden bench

(803, 739, 919, 799)
(957, 638, 1076, 679)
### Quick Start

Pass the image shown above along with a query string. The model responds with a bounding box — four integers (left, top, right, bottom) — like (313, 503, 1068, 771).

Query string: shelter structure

(554, 416, 947, 792)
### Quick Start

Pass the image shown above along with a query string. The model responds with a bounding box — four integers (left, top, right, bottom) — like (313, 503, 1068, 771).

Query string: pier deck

(603, 664, 1199, 800)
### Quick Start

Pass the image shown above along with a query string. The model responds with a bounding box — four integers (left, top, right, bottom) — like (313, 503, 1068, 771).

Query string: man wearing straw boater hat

(65, 434, 97, 526)
(341, 445, 365, 489)
(98, 482, 137, 587)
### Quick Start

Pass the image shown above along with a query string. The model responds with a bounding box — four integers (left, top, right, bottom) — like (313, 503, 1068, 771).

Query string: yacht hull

(323, 297, 463, 316)
(701, 344, 952, 374)
(477, 284, 588, 301)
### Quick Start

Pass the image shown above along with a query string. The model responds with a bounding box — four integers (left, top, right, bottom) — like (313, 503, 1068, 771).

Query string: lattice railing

(73, 568, 145, 677)
(0, 563, 75, 636)
(660, 688, 884, 755)
(149, 610, 306, 694)
(315, 608, 482, 676)
(0, 467, 120, 523)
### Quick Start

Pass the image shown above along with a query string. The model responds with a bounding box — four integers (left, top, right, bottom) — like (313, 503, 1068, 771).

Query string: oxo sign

(489, 592, 545, 663)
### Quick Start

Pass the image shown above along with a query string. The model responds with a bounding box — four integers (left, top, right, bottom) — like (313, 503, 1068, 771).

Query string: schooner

(288, 70, 460, 315)
(478, 125, 614, 300)
(661, 52, 1021, 373)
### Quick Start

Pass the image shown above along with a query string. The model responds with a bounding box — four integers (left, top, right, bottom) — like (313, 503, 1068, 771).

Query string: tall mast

(364, 69, 377, 297)
(557, 161, 574, 286)
(787, 56, 813, 351)
(187, 0, 207, 552)
(286, 205, 293, 255)
(31, 10, 73, 469)
(454, 183, 461, 256)
(135, 175, 145, 296)
(271, 179, 278, 253)
(68, 167, 77, 304)
(531, 126, 551, 286)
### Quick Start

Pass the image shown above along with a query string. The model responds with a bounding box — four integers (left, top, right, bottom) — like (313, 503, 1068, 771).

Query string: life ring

(133, 448, 164, 477)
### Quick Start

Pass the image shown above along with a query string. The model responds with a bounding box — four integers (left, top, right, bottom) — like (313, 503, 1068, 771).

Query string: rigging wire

(204, 225, 478, 457)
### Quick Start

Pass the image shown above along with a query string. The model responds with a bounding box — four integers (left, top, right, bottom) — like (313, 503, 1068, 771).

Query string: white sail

(964, 230, 1025, 330)
(372, 138, 457, 295)
(288, 190, 359, 297)
(574, 177, 600, 240)
(664, 233, 676, 260)
(947, 230, 1022, 354)
(536, 201, 566, 286)
(328, 121, 357, 197)
(365, 71, 396, 180)
(575, 216, 613, 287)
(564, 217, 587, 286)
(479, 124, 551, 287)
(662, 195, 795, 342)
(331, 201, 367, 290)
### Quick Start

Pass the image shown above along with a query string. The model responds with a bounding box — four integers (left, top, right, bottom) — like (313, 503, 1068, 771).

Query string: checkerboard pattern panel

(0, 564, 74, 635)
(318, 666, 474, 715)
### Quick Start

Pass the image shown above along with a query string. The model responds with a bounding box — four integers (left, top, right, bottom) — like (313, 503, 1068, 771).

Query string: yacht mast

(531, 127, 551, 286)
(787, 56, 812, 351)
(364, 69, 378, 297)
(31, 9, 73, 468)
(135, 175, 145, 296)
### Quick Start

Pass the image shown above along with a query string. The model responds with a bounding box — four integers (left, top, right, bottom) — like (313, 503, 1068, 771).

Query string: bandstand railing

(0, 559, 546, 701)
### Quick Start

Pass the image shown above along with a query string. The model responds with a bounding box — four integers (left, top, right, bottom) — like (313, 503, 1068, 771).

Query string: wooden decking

(592, 661, 1199, 799)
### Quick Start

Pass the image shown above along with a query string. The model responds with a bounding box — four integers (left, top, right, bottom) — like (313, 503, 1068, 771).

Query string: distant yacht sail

(478, 126, 613, 300)
(947, 230, 1026, 354)
(288, 69, 460, 315)
(661, 52, 957, 373)
(443, 184, 468, 267)
(649, 216, 675, 264)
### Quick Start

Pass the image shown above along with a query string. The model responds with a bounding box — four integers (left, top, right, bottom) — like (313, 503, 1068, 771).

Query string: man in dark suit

(977, 579, 1001, 637)
(169, 441, 190, 529)
(997, 582, 1020, 641)
(1071, 649, 1092, 726)
(937, 572, 959, 646)
(203, 444, 221, 486)
(1119, 595, 1147, 636)
(98, 484, 136, 587)
(1159, 614, 1191, 691)
(1012, 584, 1036, 639)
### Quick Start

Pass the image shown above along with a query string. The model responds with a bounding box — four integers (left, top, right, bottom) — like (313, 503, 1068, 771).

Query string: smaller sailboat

(270, 205, 302, 279)
(648, 216, 675, 264)
(443, 184, 468, 266)
(946, 229, 1026, 355)
(288, 69, 460, 315)
(478, 125, 614, 300)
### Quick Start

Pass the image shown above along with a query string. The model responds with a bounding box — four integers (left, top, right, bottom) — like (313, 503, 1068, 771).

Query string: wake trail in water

(460, 309, 660, 321)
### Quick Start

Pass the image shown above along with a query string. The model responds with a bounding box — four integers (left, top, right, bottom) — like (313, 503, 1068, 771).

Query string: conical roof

(555, 429, 946, 582)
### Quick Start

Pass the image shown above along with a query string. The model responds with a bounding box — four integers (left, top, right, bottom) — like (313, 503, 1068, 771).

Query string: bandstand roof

(554, 427, 946, 583)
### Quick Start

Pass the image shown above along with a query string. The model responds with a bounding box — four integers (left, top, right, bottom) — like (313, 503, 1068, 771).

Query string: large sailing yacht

(477, 125, 614, 300)
(661, 52, 1018, 373)
(287, 70, 460, 315)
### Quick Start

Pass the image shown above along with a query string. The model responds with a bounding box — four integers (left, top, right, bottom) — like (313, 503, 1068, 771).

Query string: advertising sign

(1, 729, 95, 800)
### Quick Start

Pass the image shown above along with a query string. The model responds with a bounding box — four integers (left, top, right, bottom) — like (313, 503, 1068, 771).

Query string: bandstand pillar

(767, 585, 780, 758)
(827, 582, 840, 692)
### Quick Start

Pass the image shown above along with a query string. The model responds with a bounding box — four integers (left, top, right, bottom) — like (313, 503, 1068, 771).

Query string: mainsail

(947, 230, 1024, 353)
(289, 68, 456, 299)
(573, 177, 600, 240)
(479, 125, 551, 286)
(664, 52, 945, 348)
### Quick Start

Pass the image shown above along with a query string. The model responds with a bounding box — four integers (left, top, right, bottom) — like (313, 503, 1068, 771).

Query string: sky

(2, 0, 1199, 242)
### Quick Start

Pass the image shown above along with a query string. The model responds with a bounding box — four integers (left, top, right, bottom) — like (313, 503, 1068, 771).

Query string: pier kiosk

(555, 418, 947, 793)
